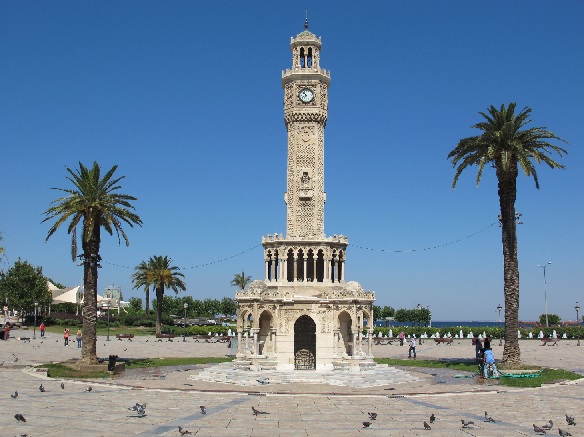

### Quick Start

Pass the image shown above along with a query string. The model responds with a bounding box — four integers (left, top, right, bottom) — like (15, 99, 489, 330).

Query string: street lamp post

(33, 302, 38, 340)
(106, 303, 111, 341)
(497, 304, 502, 346)
(183, 303, 188, 342)
(538, 262, 552, 327)
(576, 302, 580, 347)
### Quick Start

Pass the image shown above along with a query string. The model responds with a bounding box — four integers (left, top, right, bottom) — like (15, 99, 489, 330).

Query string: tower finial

(304, 11, 309, 30)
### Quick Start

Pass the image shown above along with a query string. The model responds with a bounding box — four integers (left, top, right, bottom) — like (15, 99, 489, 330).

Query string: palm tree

(142, 256, 186, 335)
(131, 260, 151, 316)
(230, 271, 251, 290)
(43, 162, 142, 364)
(448, 103, 567, 367)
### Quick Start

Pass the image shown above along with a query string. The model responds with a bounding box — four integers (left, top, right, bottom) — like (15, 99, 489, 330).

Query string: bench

(115, 334, 134, 341)
(434, 338, 454, 345)
(156, 333, 175, 341)
(373, 338, 394, 345)
(540, 338, 560, 346)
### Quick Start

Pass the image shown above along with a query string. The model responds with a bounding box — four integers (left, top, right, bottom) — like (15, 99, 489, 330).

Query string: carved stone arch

(337, 310, 353, 356)
(258, 309, 274, 355)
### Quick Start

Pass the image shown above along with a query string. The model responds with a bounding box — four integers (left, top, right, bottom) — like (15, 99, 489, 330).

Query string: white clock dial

(299, 88, 314, 103)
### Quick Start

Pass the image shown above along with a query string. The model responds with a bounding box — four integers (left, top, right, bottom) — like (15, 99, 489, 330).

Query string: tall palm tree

(448, 103, 567, 367)
(142, 256, 186, 335)
(230, 271, 251, 290)
(131, 260, 151, 315)
(43, 162, 142, 364)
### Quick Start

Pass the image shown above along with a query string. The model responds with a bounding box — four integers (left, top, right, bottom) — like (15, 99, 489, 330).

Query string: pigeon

(200, 405, 207, 414)
(85, 386, 92, 392)
(257, 377, 269, 385)
(0, 360, 4, 365)
(39, 384, 45, 392)
(368, 412, 377, 420)
(533, 424, 547, 434)
(145, 339, 148, 342)
(14, 413, 26, 422)
(14, 356, 18, 362)
(565, 414, 576, 426)
(11, 391, 18, 398)
(124, 348, 127, 351)
(429, 414, 436, 423)
(363, 421, 371, 428)
(558, 429, 572, 436)
(128, 403, 147, 417)
(485, 411, 495, 423)
(251, 406, 268, 416)
(178, 426, 192, 435)
(461, 420, 474, 428)
(542, 420, 553, 430)
(424, 421, 431, 430)
(61, 382, 65, 389)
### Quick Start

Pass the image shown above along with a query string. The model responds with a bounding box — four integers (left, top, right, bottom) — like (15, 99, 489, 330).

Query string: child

(40, 321, 45, 337)
(76, 329, 82, 348)
(64, 328, 70, 346)
(483, 348, 500, 378)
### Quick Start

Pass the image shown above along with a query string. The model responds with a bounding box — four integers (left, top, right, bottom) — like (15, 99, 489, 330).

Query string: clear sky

(1, 2, 582, 322)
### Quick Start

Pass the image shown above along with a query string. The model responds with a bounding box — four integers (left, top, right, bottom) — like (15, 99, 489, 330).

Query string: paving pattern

(1, 330, 583, 436)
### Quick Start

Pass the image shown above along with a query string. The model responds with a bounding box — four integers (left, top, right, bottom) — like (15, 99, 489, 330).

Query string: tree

(139, 255, 186, 335)
(448, 103, 567, 367)
(221, 297, 237, 317)
(131, 260, 151, 315)
(539, 313, 561, 326)
(43, 162, 142, 365)
(0, 259, 52, 315)
(230, 271, 251, 290)
(128, 297, 143, 313)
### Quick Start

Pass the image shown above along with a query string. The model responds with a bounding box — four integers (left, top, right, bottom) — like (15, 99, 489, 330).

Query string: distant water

(375, 321, 506, 328)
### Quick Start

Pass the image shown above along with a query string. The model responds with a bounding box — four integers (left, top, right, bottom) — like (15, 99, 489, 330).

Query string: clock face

(298, 88, 314, 103)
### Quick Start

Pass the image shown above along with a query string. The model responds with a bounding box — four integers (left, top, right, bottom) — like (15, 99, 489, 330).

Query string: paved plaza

(1, 330, 583, 436)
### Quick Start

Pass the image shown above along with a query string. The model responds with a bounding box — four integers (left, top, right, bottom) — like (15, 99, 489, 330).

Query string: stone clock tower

(235, 21, 375, 371)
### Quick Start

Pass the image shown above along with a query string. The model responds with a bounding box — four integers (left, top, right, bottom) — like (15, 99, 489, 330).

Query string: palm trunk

(497, 166, 522, 367)
(79, 222, 100, 365)
(145, 288, 150, 316)
(155, 286, 163, 335)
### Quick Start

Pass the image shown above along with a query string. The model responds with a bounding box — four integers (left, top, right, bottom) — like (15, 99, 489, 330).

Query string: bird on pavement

(461, 420, 474, 428)
(252, 406, 268, 416)
(558, 429, 572, 436)
(85, 386, 92, 392)
(11, 391, 18, 398)
(542, 420, 553, 430)
(128, 403, 147, 417)
(362, 421, 371, 428)
(565, 414, 576, 426)
(533, 424, 547, 434)
(423, 421, 431, 430)
(61, 382, 65, 389)
(368, 412, 377, 420)
(178, 426, 192, 435)
(39, 384, 45, 392)
(485, 411, 495, 422)
(429, 414, 436, 423)
(200, 405, 206, 414)
(14, 413, 26, 422)
(257, 377, 269, 385)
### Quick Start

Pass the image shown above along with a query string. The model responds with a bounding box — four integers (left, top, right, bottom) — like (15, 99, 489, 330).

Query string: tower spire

(304, 11, 309, 30)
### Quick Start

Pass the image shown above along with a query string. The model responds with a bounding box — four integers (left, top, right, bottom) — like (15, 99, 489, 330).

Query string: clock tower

(235, 21, 375, 371)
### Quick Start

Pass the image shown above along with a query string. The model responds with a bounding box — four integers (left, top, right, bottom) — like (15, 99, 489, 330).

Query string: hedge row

(370, 326, 584, 339)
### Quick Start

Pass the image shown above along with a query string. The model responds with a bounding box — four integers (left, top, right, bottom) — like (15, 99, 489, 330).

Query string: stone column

(293, 256, 298, 282)
(271, 260, 276, 282)
(253, 329, 259, 356)
(341, 260, 346, 282)
(237, 330, 243, 356)
(270, 328, 277, 354)
(303, 258, 307, 282)
(333, 330, 339, 356)
(352, 330, 357, 357)
(264, 260, 269, 281)
(280, 258, 286, 281)
(312, 257, 317, 282)
(367, 328, 373, 356)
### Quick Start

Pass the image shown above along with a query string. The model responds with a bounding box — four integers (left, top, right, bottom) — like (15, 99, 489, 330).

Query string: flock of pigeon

(360, 410, 578, 434)
(7, 380, 580, 435)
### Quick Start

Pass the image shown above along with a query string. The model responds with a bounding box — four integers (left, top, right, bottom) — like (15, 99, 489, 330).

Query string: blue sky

(1, 2, 582, 321)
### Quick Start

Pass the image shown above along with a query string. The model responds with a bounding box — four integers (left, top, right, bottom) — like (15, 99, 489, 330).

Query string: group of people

(474, 335, 499, 378)
(63, 328, 83, 348)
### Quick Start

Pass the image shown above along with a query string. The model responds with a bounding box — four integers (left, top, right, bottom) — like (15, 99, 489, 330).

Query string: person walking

(76, 329, 82, 348)
(408, 337, 417, 358)
(483, 348, 500, 378)
(4, 322, 10, 341)
(64, 327, 70, 346)
(399, 331, 405, 346)
(40, 321, 45, 338)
